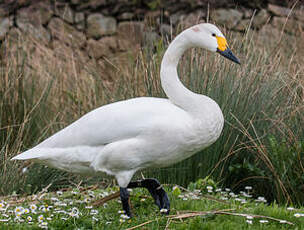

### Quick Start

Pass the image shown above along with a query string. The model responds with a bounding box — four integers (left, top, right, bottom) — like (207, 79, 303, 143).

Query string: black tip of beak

(217, 47, 241, 65)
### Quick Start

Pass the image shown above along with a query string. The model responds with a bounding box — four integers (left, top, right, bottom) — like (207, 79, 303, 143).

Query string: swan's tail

(11, 148, 48, 161)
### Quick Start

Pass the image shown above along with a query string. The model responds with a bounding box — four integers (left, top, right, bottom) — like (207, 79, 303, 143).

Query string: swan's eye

(212, 33, 216, 37)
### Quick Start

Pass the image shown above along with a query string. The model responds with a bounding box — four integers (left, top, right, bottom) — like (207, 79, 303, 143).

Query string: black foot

(120, 187, 132, 217)
(128, 178, 170, 214)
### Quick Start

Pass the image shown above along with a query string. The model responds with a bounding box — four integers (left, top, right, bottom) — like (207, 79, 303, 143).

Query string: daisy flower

(88, 191, 95, 198)
(246, 220, 253, 224)
(0, 202, 6, 210)
(84, 197, 91, 203)
(56, 191, 63, 196)
(294, 213, 304, 218)
(38, 214, 44, 222)
(92, 216, 99, 221)
(69, 207, 80, 218)
(29, 204, 37, 213)
(71, 190, 79, 195)
(14, 206, 25, 215)
(90, 209, 99, 215)
(39, 222, 48, 229)
(39, 205, 47, 212)
(246, 215, 253, 220)
(24, 208, 30, 214)
(206, 186, 213, 191)
(51, 197, 59, 202)
(259, 220, 269, 223)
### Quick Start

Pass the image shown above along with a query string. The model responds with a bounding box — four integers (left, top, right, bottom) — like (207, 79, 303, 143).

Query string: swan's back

(39, 97, 190, 147)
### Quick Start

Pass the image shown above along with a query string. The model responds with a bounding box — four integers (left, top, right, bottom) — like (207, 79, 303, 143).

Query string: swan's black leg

(120, 187, 132, 217)
(128, 178, 170, 214)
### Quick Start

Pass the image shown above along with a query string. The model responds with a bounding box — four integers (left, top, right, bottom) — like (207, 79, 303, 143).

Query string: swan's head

(186, 23, 240, 64)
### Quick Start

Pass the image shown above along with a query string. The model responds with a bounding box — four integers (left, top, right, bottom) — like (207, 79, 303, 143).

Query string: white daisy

(38, 214, 44, 222)
(90, 209, 99, 215)
(206, 186, 213, 190)
(29, 204, 37, 213)
(246, 220, 253, 224)
(56, 191, 63, 196)
(0, 202, 6, 210)
(259, 219, 269, 223)
(14, 206, 25, 215)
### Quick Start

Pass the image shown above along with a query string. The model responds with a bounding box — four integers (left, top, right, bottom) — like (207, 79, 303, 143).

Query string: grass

(0, 21, 303, 208)
(0, 181, 303, 229)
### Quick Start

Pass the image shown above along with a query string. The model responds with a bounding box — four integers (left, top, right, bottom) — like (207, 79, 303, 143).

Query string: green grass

(0, 182, 303, 229)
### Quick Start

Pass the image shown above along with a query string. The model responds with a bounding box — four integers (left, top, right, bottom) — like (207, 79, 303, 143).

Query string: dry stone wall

(0, 0, 303, 71)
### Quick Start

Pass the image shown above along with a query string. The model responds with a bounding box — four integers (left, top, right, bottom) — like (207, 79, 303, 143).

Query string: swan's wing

(12, 97, 185, 160)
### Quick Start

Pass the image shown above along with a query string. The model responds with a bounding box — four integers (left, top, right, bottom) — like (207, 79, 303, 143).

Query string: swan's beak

(217, 47, 241, 64)
(216, 36, 240, 64)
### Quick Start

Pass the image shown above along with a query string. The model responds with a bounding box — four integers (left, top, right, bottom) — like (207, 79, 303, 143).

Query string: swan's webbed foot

(128, 178, 170, 215)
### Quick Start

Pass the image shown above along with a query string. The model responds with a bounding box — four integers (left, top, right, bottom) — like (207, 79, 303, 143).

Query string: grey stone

(75, 12, 85, 24)
(52, 39, 89, 65)
(0, 8, 8, 18)
(19, 23, 51, 43)
(272, 16, 302, 35)
(294, 10, 304, 22)
(243, 8, 254, 18)
(87, 37, 118, 59)
(160, 24, 172, 37)
(55, 5, 74, 24)
(268, 4, 291, 17)
(17, 9, 51, 44)
(87, 13, 117, 39)
(71, 0, 81, 4)
(48, 18, 86, 48)
(144, 31, 159, 46)
(210, 9, 243, 29)
(178, 10, 206, 29)
(235, 19, 251, 31)
(252, 9, 270, 29)
(76, 23, 85, 31)
(6, 28, 25, 47)
(117, 21, 145, 49)
(0, 17, 11, 40)
(117, 12, 134, 20)
(170, 12, 184, 26)
(259, 24, 281, 38)
(77, 0, 107, 10)
(75, 12, 85, 30)
(16, 2, 52, 27)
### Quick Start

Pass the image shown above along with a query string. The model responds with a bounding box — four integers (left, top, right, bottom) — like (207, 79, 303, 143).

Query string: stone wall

(0, 0, 303, 73)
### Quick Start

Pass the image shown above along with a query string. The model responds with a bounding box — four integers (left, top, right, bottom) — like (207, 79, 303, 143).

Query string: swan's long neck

(160, 31, 199, 112)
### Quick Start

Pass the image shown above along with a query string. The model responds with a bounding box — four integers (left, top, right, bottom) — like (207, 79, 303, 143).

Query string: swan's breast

(190, 96, 224, 150)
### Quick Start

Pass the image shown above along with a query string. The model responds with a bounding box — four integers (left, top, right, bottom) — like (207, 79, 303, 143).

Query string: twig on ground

(167, 208, 235, 220)
(92, 191, 120, 206)
(125, 220, 155, 230)
(165, 218, 171, 230)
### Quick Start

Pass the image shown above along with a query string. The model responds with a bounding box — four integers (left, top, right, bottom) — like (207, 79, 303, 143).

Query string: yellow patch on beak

(216, 36, 228, 51)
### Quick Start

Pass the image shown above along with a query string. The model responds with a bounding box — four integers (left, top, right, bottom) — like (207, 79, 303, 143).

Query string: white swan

(12, 23, 240, 217)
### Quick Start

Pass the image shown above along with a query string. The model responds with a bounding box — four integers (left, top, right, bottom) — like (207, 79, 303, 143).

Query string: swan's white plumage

(12, 23, 229, 188)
